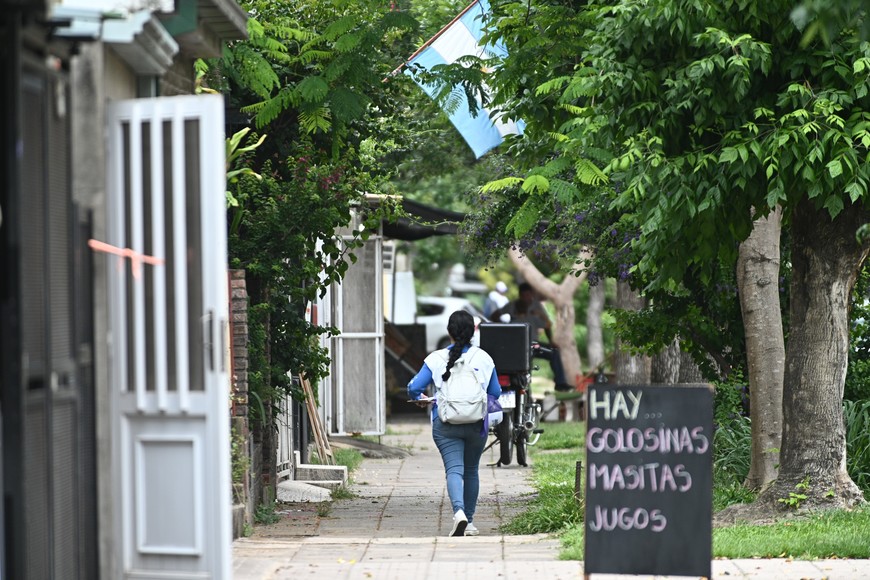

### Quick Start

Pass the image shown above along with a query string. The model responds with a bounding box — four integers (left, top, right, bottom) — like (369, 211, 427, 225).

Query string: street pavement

(233, 415, 870, 580)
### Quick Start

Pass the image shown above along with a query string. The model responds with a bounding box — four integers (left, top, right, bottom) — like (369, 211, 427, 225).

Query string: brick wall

(231, 271, 277, 517)
(229, 269, 253, 536)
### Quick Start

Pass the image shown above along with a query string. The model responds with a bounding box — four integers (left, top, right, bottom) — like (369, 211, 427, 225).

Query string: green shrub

(845, 359, 870, 402)
(713, 371, 748, 427)
(254, 501, 281, 525)
(712, 415, 755, 511)
(847, 265, 870, 401)
(845, 399, 870, 498)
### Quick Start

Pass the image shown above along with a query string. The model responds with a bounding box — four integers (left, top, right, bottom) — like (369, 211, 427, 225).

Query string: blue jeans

(432, 416, 487, 521)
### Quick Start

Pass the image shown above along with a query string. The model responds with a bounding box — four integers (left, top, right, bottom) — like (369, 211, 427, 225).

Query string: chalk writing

(587, 506, 667, 533)
(588, 462, 692, 492)
(586, 426, 709, 454)
(588, 389, 642, 420)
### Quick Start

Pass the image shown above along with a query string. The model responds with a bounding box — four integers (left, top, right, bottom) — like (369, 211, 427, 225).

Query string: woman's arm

(486, 368, 501, 398)
(407, 363, 434, 400)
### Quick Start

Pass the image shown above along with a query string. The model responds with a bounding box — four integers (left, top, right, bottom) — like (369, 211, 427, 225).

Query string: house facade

(0, 1, 247, 578)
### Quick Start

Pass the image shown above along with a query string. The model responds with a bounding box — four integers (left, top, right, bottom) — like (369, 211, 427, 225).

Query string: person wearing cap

(483, 281, 510, 319)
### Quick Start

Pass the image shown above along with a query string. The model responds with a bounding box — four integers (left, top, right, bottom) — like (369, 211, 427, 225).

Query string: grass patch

(332, 447, 364, 473)
(557, 506, 870, 560)
(501, 451, 584, 534)
(559, 525, 585, 560)
(311, 447, 364, 473)
(309, 446, 364, 501)
(534, 421, 585, 451)
(521, 404, 870, 561)
(501, 422, 585, 535)
(713, 506, 870, 558)
(330, 447, 363, 500)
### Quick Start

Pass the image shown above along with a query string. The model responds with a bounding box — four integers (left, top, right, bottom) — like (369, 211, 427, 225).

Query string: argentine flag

(403, 0, 524, 158)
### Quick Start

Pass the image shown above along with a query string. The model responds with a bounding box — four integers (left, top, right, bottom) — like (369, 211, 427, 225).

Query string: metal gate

(105, 94, 231, 579)
(320, 222, 386, 436)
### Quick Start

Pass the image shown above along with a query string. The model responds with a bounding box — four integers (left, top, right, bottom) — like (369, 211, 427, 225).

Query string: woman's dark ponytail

(442, 310, 475, 381)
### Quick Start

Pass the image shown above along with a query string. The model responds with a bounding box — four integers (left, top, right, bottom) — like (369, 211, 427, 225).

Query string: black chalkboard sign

(584, 384, 713, 578)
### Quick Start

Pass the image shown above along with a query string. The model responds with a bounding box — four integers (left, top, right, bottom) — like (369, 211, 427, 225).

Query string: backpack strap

(461, 345, 478, 364)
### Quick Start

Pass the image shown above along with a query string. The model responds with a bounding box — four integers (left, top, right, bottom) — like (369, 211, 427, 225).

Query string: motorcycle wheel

(496, 411, 513, 466)
(516, 425, 528, 466)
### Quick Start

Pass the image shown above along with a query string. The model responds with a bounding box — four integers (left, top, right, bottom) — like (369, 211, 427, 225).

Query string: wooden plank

(300, 374, 334, 465)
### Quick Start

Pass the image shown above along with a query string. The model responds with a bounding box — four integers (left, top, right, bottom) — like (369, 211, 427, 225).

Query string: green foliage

(847, 264, 870, 401)
(501, 451, 584, 535)
(777, 476, 811, 509)
(500, 422, 584, 535)
(712, 415, 755, 511)
(229, 141, 399, 402)
(254, 501, 281, 525)
(791, 0, 870, 46)
(206, 0, 423, 417)
(226, 127, 265, 208)
(230, 425, 250, 486)
(845, 399, 870, 497)
(711, 369, 756, 511)
(207, 0, 419, 147)
(713, 372, 749, 428)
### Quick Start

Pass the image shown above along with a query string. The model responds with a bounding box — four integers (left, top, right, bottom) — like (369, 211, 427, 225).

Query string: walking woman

(407, 310, 501, 537)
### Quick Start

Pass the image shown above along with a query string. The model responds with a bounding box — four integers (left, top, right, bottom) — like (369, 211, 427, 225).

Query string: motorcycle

(479, 322, 547, 467)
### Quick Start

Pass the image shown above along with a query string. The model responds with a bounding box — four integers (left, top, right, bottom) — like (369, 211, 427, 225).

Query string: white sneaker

(464, 523, 479, 536)
(449, 509, 468, 537)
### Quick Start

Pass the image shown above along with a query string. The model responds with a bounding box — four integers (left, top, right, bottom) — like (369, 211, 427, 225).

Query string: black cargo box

(478, 322, 531, 373)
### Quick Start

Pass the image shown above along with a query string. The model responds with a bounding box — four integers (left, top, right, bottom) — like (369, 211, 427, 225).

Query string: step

(296, 479, 344, 491)
(295, 463, 348, 483)
(276, 480, 332, 503)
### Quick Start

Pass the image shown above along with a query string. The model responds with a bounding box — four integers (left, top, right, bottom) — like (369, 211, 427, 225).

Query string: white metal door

(105, 94, 230, 579)
(319, 226, 386, 436)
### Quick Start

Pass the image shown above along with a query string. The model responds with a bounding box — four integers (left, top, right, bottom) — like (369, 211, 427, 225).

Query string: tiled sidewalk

(233, 416, 870, 580)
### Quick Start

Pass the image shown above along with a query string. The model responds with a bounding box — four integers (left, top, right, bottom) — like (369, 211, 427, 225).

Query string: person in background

(407, 310, 501, 537)
(483, 280, 510, 319)
(492, 282, 573, 392)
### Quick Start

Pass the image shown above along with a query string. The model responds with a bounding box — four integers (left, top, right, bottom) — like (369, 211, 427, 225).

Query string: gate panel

(324, 232, 385, 436)
(106, 94, 230, 580)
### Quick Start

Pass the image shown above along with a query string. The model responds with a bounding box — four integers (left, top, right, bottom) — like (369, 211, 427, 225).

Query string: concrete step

(276, 480, 332, 503)
(295, 463, 348, 483)
(296, 479, 344, 491)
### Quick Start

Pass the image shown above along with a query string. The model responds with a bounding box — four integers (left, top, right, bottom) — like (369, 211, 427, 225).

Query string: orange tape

(88, 239, 165, 279)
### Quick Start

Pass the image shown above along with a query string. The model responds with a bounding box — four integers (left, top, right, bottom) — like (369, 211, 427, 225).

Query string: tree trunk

(736, 206, 784, 491)
(678, 351, 705, 383)
(758, 198, 869, 509)
(586, 281, 606, 371)
(614, 280, 651, 383)
(651, 338, 681, 384)
(509, 247, 589, 387)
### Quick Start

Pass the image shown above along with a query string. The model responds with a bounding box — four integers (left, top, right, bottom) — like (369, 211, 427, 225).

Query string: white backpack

(436, 347, 487, 424)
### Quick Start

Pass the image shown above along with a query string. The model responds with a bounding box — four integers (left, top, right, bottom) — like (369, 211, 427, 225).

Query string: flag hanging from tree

(399, 0, 524, 158)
